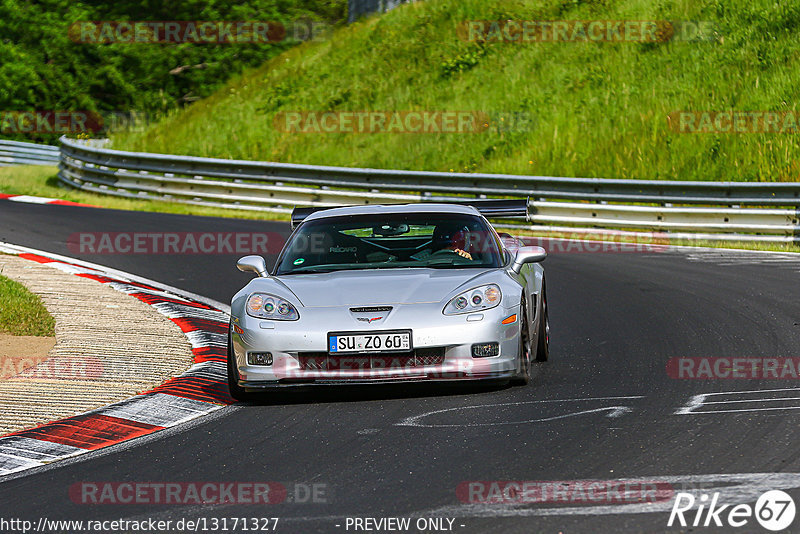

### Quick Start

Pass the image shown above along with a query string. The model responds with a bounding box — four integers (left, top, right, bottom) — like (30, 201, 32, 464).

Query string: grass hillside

(113, 0, 800, 182)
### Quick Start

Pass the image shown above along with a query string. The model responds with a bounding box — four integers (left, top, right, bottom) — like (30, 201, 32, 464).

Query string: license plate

(328, 331, 411, 354)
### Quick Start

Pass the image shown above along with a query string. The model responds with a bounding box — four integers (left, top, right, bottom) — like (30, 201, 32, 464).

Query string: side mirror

(237, 255, 269, 277)
(498, 233, 522, 254)
(511, 246, 546, 273)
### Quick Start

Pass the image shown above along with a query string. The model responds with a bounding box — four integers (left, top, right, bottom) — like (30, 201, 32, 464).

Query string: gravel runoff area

(0, 254, 194, 435)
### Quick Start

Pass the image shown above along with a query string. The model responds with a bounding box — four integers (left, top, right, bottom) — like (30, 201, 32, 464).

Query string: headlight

(246, 293, 299, 320)
(443, 284, 502, 315)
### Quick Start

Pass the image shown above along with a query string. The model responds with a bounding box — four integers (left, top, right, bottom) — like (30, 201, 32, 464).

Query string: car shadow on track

(234, 380, 513, 406)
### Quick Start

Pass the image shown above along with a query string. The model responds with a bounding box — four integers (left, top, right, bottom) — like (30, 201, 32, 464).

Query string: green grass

(0, 272, 55, 336)
(670, 239, 800, 253)
(508, 227, 800, 253)
(112, 0, 800, 183)
(0, 166, 288, 221)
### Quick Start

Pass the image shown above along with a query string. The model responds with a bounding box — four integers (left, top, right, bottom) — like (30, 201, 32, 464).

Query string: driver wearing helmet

(431, 223, 473, 260)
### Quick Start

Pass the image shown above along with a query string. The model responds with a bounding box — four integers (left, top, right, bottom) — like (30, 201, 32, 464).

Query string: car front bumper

(231, 302, 522, 389)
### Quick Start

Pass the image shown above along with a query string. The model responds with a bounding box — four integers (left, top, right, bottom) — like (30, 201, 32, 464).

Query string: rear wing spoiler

(290, 198, 529, 229)
(460, 198, 529, 218)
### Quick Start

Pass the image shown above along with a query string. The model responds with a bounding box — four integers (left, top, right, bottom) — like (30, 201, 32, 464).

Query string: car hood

(273, 268, 495, 307)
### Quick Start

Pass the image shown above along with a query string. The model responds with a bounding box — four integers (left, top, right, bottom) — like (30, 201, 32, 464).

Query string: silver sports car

(228, 201, 548, 399)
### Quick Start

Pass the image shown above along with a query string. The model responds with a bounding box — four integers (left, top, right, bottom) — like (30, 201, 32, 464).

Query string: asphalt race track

(2, 199, 800, 533)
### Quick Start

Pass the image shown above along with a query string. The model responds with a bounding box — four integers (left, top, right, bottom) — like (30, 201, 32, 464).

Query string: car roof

(302, 203, 481, 222)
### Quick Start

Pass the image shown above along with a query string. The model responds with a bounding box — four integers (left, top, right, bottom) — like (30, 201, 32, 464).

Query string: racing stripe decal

(0, 247, 234, 478)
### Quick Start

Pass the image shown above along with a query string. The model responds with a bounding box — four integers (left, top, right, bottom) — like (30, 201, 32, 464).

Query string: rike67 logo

(668, 490, 796, 531)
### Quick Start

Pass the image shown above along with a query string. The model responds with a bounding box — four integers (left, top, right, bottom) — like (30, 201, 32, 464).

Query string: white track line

(397, 396, 645, 427)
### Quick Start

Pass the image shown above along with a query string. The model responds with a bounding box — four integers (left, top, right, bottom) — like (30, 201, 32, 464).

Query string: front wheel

(535, 286, 550, 362)
(227, 324, 250, 401)
(511, 299, 532, 385)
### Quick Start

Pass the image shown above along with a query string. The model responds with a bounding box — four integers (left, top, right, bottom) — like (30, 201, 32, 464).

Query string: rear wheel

(535, 285, 550, 362)
(227, 324, 250, 401)
(511, 299, 532, 385)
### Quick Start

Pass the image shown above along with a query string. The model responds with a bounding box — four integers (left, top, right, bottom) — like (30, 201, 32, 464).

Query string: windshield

(275, 212, 504, 275)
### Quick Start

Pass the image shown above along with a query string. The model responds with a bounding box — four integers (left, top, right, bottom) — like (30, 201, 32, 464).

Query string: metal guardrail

(348, 0, 412, 23)
(0, 140, 60, 167)
(57, 136, 800, 242)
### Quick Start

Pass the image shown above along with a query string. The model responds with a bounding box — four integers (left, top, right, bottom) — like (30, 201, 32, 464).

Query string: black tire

(227, 324, 250, 401)
(535, 284, 550, 362)
(511, 298, 532, 385)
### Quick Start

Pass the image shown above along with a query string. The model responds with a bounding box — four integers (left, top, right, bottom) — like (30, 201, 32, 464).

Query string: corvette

(228, 201, 548, 398)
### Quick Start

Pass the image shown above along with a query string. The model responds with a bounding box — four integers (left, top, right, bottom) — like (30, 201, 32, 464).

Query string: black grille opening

(297, 348, 445, 370)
